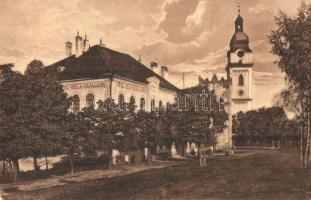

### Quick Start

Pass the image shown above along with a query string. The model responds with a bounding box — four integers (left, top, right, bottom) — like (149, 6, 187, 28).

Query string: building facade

(227, 14, 253, 115)
(199, 13, 254, 150)
(226, 13, 254, 148)
(47, 33, 178, 113)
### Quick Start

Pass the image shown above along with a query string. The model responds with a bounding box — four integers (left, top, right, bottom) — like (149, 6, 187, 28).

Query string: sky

(0, 0, 308, 109)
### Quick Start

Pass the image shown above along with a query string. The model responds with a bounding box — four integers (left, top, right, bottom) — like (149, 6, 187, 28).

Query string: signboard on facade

(117, 81, 146, 92)
(63, 81, 106, 90)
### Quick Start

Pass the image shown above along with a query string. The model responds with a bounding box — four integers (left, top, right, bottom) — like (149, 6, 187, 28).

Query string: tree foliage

(233, 107, 298, 146)
(0, 60, 70, 180)
(270, 2, 311, 168)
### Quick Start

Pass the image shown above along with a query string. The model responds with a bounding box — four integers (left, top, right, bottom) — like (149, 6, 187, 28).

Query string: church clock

(227, 13, 253, 115)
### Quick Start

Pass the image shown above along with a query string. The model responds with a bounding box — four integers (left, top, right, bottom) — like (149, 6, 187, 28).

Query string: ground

(2, 148, 311, 200)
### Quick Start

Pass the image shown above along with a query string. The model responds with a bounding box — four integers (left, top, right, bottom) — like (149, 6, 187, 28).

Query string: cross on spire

(237, 0, 241, 16)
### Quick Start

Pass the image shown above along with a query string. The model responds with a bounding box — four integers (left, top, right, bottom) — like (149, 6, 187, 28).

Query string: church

(199, 12, 253, 150)
(227, 12, 253, 148)
(47, 33, 178, 113)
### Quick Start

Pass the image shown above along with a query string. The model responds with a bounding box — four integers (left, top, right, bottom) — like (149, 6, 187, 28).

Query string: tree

(22, 60, 70, 175)
(0, 66, 27, 182)
(60, 111, 94, 175)
(134, 110, 159, 163)
(0, 60, 70, 180)
(93, 98, 138, 168)
(274, 85, 305, 162)
(270, 3, 311, 168)
(232, 107, 298, 146)
(165, 84, 227, 156)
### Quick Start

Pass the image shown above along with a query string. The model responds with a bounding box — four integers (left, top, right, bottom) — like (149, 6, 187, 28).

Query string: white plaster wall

(61, 79, 110, 109)
(230, 68, 251, 100)
(61, 77, 176, 113)
(111, 77, 176, 112)
(230, 51, 252, 64)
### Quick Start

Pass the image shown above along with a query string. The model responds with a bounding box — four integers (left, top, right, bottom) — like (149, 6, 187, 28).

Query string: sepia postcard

(0, 0, 310, 199)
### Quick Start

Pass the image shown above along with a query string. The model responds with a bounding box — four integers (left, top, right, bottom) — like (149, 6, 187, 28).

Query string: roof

(229, 15, 252, 53)
(229, 32, 252, 53)
(46, 45, 178, 92)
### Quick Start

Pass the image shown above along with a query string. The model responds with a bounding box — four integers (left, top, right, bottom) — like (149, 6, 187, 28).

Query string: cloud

(249, 3, 272, 14)
(0, 0, 306, 108)
(158, 0, 200, 43)
(182, 1, 207, 36)
(0, 48, 26, 58)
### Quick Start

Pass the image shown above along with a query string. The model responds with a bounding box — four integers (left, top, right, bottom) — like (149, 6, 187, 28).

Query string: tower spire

(235, 0, 243, 33)
(237, 0, 240, 16)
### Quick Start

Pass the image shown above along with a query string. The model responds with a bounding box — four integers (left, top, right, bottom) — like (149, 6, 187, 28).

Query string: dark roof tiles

(46, 45, 178, 91)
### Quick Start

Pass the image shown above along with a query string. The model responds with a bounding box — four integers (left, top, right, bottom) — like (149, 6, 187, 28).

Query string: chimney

(161, 66, 168, 80)
(150, 62, 158, 71)
(75, 32, 83, 56)
(99, 38, 105, 46)
(83, 34, 89, 52)
(65, 41, 72, 57)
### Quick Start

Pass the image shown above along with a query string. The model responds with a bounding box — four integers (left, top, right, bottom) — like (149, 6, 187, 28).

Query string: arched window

(130, 96, 135, 105)
(140, 97, 145, 110)
(129, 96, 135, 111)
(118, 94, 125, 111)
(86, 94, 95, 108)
(72, 95, 80, 114)
(219, 98, 224, 111)
(151, 99, 155, 111)
(239, 74, 244, 86)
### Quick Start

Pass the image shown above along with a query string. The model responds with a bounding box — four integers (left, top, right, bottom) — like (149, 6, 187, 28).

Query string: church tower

(227, 13, 253, 115)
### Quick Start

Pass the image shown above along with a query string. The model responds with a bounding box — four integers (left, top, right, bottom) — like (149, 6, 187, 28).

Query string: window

(239, 74, 244, 86)
(151, 99, 155, 111)
(72, 95, 80, 114)
(130, 96, 135, 105)
(86, 94, 95, 108)
(238, 90, 244, 97)
(118, 94, 125, 111)
(129, 96, 135, 111)
(219, 98, 224, 111)
(140, 97, 145, 110)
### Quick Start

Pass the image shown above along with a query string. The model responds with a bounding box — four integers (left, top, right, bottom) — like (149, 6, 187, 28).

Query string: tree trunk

(305, 96, 310, 168)
(309, 121, 311, 168)
(300, 123, 304, 167)
(176, 143, 185, 156)
(33, 156, 39, 176)
(176, 142, 182, 156)
(2, 160, 5, 176)
(68, 151, 75, 175)
(107, 149, 112, 169)
(308, 97, 311, 168)
(12, 159, 20, 174)
(45, 156, 49, 171)
(181, 143, 185, 156)
(300, 94, 306, 168)
(8, 160, 13, 182)
(145, 148, 151, 165)
(12, 159, 19, 183)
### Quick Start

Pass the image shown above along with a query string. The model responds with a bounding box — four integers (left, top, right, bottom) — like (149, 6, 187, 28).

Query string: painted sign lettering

(63, 82, 106, 90)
